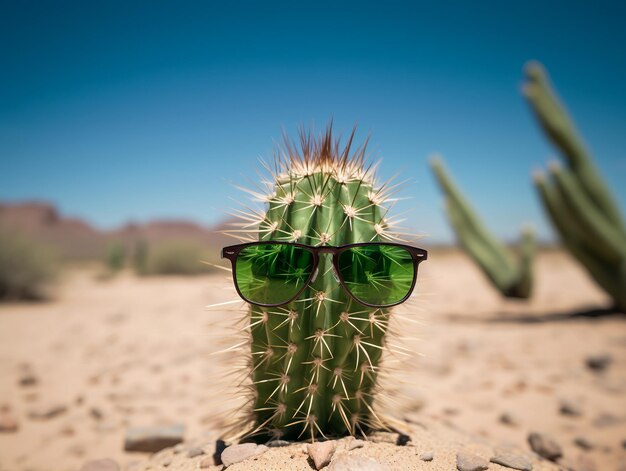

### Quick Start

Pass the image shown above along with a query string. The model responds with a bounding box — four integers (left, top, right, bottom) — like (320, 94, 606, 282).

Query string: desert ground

(0, 250, 624, 471)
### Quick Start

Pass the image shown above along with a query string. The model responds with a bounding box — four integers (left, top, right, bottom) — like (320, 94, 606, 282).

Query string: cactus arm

(444, 198, 516, 291)
(430, 156, 534, 298)
(512, 227, 535, 298)
(524, 62, 626, 311)
(550, 165, 626, 261)
(523, 62, 626, 235)
(430, 157, 514, 269)
(534, 172, 626, 308)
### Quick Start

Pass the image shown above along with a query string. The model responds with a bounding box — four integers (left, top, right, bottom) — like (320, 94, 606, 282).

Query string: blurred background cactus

(104, 242, 126, 275)
(430, 156, 535, 298)
(523, 62, 626, 312)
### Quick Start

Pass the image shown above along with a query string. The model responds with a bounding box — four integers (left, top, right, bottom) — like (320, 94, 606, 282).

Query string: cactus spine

(430, 156, 535, 298)
(227, 128, 410, 441)
(523, 62, 626, 312)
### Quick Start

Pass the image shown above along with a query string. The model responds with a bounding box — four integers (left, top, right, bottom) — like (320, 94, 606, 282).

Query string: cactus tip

(523, 60, 545, 81)
(532, 168, 545, 183)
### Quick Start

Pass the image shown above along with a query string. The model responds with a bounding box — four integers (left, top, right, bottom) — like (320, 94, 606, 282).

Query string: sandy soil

(0, 251, 624, 470)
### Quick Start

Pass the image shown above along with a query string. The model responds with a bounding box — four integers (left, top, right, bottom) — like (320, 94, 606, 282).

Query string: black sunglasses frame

(221, 241, 428, 308)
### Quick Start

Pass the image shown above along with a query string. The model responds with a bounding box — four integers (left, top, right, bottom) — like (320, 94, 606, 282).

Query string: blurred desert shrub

(141, 241, 215, 276)
(0, 229, 59, 300)
(105, 242, 126, 274)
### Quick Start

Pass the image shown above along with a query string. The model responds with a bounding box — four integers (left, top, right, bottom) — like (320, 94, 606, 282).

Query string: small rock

(0, 412, 19, 433)
(19, 372, 38, 387)
(559, 399, 582, 417)
(419, 451, 434, 461)
(528, 432, 562, 461)
(456, 451, 489, 471)
(267, 440, 291, 447)
(221, 443, 268, 468)
(328, 454, 388, 471)
(490, 451, 533, 470)
(585, 354, 612, 372)
(499, 412, 520, 427)
(307, 441, 337, 470)
(28, 404, 67, 420)
(574, 436, 594, 450)
(90, 407, 104, 420)
(124, 424, 185, 453)
(78, 458, 120, 471)
(187, 446, 204, 458)
(173, 443, 186, 454)
(348, 439, 365, 450)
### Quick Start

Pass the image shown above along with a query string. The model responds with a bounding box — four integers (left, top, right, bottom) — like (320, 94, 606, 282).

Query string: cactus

(523, 62, 626, 312)
(105, 242, 126, 274)
(430, 156, 535, 298)
(222, 127, 414, 441)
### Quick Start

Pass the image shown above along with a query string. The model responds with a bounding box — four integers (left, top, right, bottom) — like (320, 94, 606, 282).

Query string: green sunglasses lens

(337, 244, 415, 306)
(235, 244, 315, 305)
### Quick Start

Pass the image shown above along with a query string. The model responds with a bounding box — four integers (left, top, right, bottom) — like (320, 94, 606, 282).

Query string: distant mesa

(0, 201, 231, 260)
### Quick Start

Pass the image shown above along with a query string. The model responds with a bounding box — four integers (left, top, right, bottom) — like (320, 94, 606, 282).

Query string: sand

(0, 250, 624, 470)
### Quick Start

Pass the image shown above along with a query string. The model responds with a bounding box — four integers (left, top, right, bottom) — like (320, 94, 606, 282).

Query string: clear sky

(1, 1, 625, 243)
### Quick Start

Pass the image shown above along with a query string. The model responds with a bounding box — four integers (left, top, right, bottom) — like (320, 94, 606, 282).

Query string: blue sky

(1, 1, 625, 243)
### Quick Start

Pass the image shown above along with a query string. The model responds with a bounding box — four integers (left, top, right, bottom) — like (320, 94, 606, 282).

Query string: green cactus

(105, 242, 126, 274)
(225, 128, 413, 441)
(523, 61, 626, 312)
(430, 156, 535, 298)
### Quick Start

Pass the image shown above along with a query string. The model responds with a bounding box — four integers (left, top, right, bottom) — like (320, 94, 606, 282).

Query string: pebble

(490, 451, 533, 470)
(456, 451, 489, 471)
(585, 354, 612, 372)
(90, 407, 104, 420)
(528, 432, 562, 461)
(19, 372, 38, 387)
(28, 404, 67, 420)
(0, 412, 19, 433)
(307, 441, 337, 470)
(574, 436, 594, 450)
(499, 412, 520, 427)
(419, 451, 434, 461)
(267, 440, 291, 447)
(78, 458, 120, 471)
(124, 424, 185, 453)
(559, 399, 583, 417)
(328, 454, 388, 471)
(348, 439, 365, 450)
(220, 443, 268, 468)
(187, 446, 205, 458)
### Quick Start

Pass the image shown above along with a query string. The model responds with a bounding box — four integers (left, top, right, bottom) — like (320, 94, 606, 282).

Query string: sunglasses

(221, 241, 427, 308)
